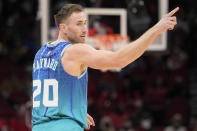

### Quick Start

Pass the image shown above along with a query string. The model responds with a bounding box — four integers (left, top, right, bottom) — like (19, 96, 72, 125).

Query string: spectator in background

(164, 113, 187, 131)
(24, 101, 32, 129)
(165, 82, 189, 124)
(88, 18, 114, 36)
(109, 104, 130, 130)
(127, 0, 151, 39)
(10, 104, 31, 131)
(192, 117, 197, 131)
(166, 46, 188, 73)
(0, 118, 8, 131)
(136, 113, 153, 131)
(131, 96, 153, 131)
(119, 118, 135, 131)
(144, 75, 168, 126)
(99, 116, 115, 131)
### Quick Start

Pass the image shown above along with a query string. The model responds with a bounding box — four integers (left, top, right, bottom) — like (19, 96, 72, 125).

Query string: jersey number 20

(33, 79, 58, 107)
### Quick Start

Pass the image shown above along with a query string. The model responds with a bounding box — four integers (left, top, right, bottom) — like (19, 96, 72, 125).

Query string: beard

(68, 36, 86, 44)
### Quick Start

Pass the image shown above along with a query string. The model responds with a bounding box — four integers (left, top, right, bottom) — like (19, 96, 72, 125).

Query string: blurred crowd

(0, 0, 197, 131)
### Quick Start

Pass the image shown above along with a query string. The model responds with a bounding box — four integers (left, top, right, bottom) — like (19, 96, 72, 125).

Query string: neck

(56, 33, 67, 42)
(57, 31, 74, 43)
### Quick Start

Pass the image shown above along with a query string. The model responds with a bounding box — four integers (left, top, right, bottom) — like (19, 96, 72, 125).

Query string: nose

(82, 25, 87, 34)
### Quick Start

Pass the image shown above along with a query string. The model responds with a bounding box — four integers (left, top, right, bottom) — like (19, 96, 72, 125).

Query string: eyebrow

(77, 20, 87, 23)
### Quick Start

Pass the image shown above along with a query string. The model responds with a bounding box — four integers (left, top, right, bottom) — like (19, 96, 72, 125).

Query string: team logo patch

(47, 51, 52, 56)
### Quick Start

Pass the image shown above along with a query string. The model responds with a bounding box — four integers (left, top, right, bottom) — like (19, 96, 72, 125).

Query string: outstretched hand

(155, 7, 179, 34)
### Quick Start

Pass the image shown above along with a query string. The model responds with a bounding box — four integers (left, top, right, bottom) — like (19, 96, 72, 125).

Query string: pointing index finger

(167, 7, 179, 17)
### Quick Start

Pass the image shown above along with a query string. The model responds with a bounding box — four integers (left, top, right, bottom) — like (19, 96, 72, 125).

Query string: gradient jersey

(32, 41, 88, 128)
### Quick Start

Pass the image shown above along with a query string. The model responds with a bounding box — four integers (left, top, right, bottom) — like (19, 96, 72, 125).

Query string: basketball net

(86, 34, 130, 72)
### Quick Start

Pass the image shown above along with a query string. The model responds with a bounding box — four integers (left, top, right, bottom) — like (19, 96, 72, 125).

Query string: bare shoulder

(62, 43, 93, 61)
(65, 44, 94, 58)
(61, 44, 90, 76)
(66, 43, 93, 52)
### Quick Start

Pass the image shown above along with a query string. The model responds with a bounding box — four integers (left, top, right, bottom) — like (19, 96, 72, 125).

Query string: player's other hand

(85, 113, 95, 130)
(155, 7, 179, 34)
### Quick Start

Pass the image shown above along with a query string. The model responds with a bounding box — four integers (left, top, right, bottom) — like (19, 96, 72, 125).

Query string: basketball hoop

(86, 34, 130, 72)
(86, 34, 130, 51)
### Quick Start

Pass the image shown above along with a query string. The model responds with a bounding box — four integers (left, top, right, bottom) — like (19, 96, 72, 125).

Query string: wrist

(150, 24, 161, 36)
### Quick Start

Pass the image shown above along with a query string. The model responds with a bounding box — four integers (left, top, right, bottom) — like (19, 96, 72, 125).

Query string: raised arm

(114, 7, 179, 68)
(63, 7, 179, 70)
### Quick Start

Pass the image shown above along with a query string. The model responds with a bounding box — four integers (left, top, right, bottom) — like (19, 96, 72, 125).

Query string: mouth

(80, 36, 86, 40)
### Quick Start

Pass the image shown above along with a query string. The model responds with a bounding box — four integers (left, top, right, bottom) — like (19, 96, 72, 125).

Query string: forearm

(116, 25, 160, 67)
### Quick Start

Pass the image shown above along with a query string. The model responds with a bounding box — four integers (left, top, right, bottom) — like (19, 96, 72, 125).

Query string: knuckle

(173, 16, 176, 20)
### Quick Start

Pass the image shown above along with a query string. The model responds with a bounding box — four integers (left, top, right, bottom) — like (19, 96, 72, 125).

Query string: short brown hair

(54, 4, 83, 27)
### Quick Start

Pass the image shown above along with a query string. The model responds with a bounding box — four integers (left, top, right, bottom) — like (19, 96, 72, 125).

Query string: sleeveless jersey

(32, 41, 88, 128)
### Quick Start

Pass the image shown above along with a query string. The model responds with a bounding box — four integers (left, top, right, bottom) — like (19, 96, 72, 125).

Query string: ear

(59, 24, 67, 33)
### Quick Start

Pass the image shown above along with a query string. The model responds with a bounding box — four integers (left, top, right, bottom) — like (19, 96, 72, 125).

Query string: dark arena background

(0, 0, 197, 131)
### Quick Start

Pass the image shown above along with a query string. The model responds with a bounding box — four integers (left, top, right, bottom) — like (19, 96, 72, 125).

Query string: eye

(77, 23, 82, 26)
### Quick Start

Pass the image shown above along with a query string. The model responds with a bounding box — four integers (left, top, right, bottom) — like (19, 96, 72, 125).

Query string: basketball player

(32, 4, 179, 131)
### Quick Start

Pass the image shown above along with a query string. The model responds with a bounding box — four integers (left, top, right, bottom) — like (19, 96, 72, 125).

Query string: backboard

(84, 0, 168, 51)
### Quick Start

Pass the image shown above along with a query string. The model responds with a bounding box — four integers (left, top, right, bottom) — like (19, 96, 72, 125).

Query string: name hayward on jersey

(33, 58, 58, 72)
(32, 42, 88, 128)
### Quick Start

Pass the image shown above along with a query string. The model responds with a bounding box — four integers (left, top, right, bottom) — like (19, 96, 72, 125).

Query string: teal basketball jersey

(32, 41, 88, 129)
